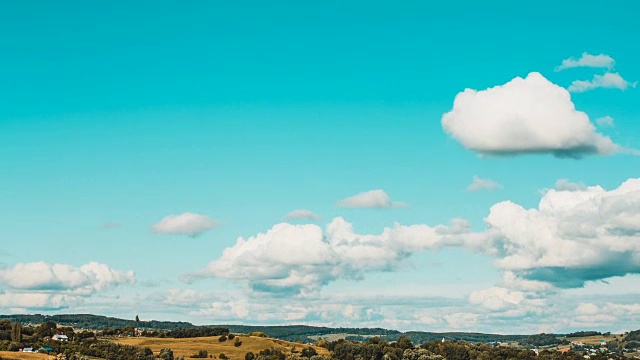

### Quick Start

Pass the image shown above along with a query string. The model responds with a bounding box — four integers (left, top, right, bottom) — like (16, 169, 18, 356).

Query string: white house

(52, 334, 69, 341)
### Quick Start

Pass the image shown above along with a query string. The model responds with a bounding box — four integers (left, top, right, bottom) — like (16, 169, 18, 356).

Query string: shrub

(219, 353, 228, 360)
(190, 350, 208, 358)
(301, 347, 318, 358)
(228, 334, 235, 340)
(245, 352, 256, 360)
(248, 332, 268, 338)
(234, 339, 243, 347)
(219, 335, 228, 342)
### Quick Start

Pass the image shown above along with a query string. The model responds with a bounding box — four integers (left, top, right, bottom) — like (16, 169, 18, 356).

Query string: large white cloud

(0, 261, 135, 294)
(441, 72, 619, 157)
(482, 178, 640, 287)
(0, 262, 135, 311)
(555, 52, 615, 71)
(568, 72, 637, 93)
(189, 178, 640, 303)
(186, 217, 468, 295)
(152, 212, 219, 237)
(336, 189, 408, 209)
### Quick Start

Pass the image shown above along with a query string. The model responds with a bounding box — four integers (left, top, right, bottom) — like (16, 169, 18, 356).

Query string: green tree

(301, 347, 318, 358)
(10, 323, 21, 343)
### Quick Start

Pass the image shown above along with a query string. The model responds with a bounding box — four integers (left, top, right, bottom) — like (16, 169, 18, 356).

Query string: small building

(52, 334, 69, 341)
(38, 347, 54, 352)
(23, 348, 34, 353)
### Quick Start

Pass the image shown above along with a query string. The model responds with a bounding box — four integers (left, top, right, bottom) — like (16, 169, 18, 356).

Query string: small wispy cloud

(555, 178, 588, 192)
(102, 222, 122, 229)
(596, 115, 615, 127)
(555, 52, 615, 71)
(568, 72, 637, 93)
(467, 176, 503, 192)
(283, 209, 321, 221)
(336, 189, 408, 209)
(152, 212, 219, 237)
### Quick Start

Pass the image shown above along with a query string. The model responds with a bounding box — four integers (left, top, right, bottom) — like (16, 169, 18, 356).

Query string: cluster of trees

(327, 337, 632, 360)
(0, 314, 195, 331)
(329, 336, 417, 360)
(564, 331, 601, 338)
(387, 332, 527, 345)
(625, 330, 640, 342)
(518, 333, 569, 347)
(0, 319, 86, 351)
(223, 325, 401, 343)
(100, 326, 229, 339)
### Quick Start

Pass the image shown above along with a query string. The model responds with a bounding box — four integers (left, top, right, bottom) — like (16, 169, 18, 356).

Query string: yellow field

(559, 334, 619, 345)
(554, 334, 620, 352)
(0, 352, 54, 360)
(114, 335, 329, 360)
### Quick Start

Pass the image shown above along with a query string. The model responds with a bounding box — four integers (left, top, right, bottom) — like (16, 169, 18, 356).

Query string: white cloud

(568, 72, 637, 93)
(283, 209, 321, 221)
(0, 292, 77, 310)
(102, 222, 122, 229)
(0, 261, 135, 294)
(555, 178, 589, 192)
(152, 212, 219, 237)
(481, 178, 640, 287)
(555, 52, 615, 71)
(336, 189, 408, 209)
(444, 313, 479, 330)
(0, 262, 135, 311)
(186, 217, 469, 295)
(442, 72, 618, 157)
(185, 176, 640, 326)
(596, 115, 615, 127)
(467, 176, 503, 192)
(575, 303, 599, 315)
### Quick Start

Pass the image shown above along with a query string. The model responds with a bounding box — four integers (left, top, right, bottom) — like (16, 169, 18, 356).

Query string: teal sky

(1, 1, 639, 333)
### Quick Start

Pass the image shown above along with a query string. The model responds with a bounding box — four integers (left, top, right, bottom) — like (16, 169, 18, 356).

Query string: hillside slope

(114, 335, 329, 360)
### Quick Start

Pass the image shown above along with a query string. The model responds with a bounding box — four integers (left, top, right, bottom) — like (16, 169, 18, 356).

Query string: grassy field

(114, 335, 329, 360)
(559, 334, 619, 345)
(552, 334, 620, 352)
(0, 352, 54, 360)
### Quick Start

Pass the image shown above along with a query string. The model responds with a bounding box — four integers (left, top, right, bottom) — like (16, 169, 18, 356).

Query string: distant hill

(0, 314, 194, 331)
(0, 313, 528, 343)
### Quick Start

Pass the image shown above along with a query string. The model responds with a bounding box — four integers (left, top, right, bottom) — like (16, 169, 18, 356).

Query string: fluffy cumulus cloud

(0, 262, 135, 311)
(467, 176, 503, 192)
(192, 178, 640, 299)
(152, 212, 219, 237)
(186, 217, 473, 295)
(336, 189, 407, 209)
(183, 177, 640, 332)
(555, 52, 615, 71)
(283, 209, 321, 221)
(568, 72, 637, 93)
(442, 72, 618, 158)
(482, 178, 640, 288)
